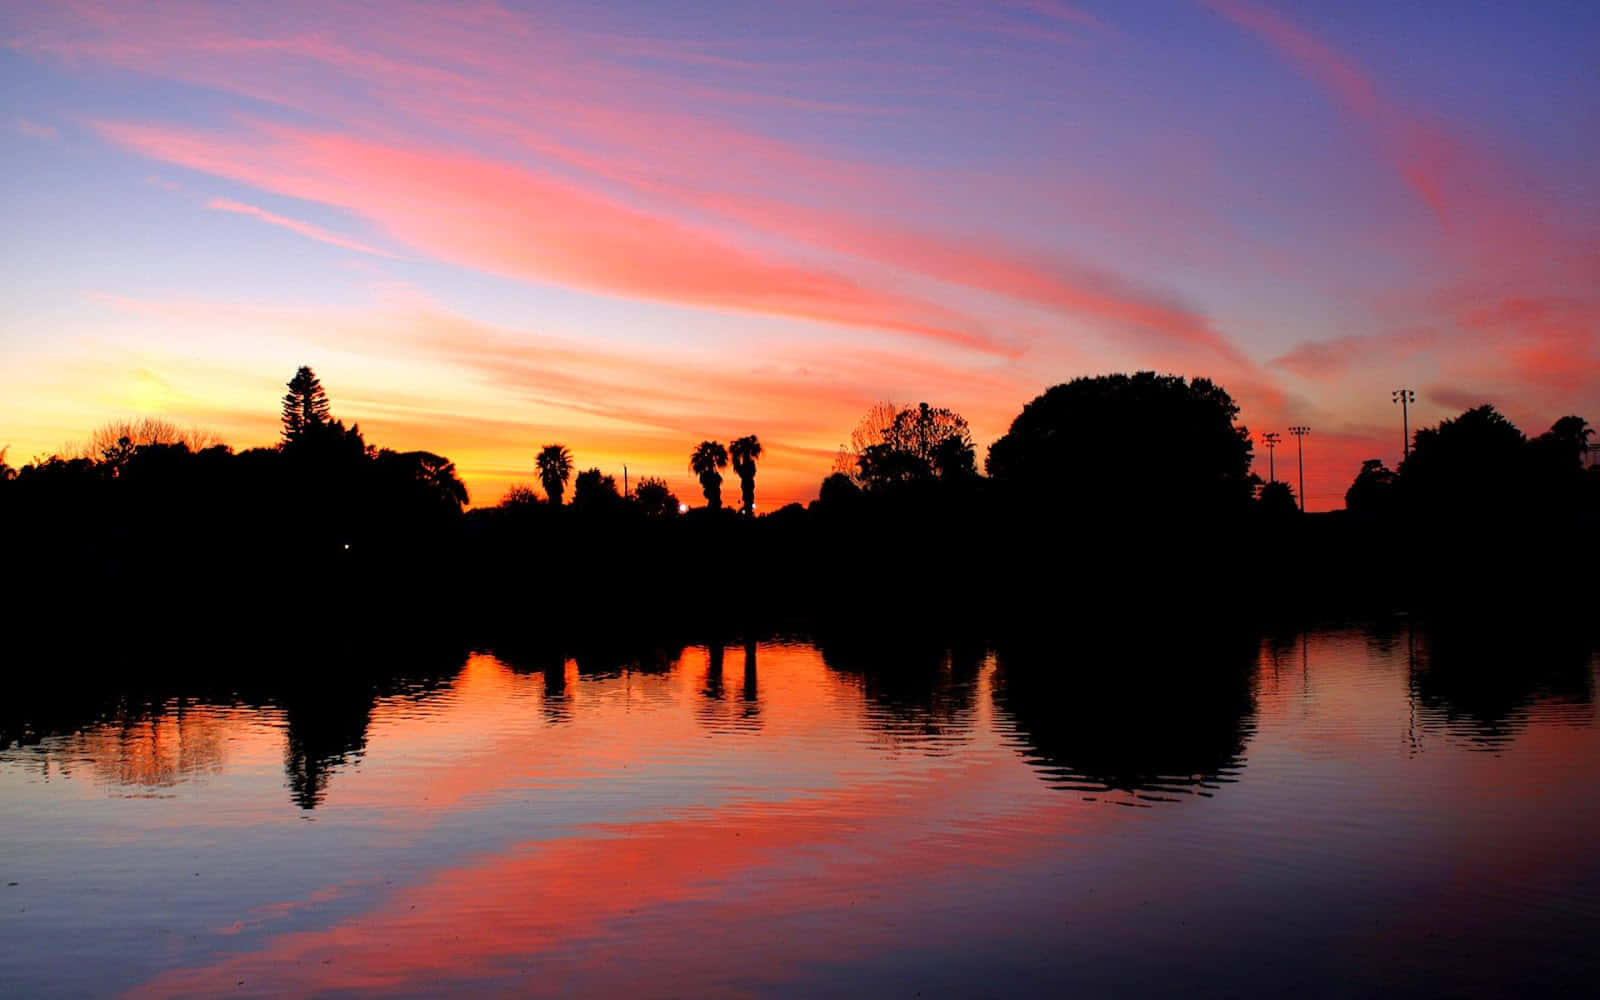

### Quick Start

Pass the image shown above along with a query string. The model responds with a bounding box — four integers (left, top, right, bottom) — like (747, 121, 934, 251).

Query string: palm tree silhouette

(535, 444, 573, 505)
(689, 441, 729, 510)
(729, 435, 762, 515)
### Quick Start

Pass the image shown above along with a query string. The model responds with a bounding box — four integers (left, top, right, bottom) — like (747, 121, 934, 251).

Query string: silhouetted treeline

(1276, 404, 1597, 617)
(4, 368, 468, 629)
(4, 369, 1595, 657)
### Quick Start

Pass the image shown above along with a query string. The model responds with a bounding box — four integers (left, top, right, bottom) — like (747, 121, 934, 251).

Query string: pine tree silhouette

(281, 366, 332, 443)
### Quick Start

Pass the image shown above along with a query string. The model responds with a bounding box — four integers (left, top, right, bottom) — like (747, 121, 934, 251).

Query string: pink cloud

(97, 120, 1007, 355)
(16, 0, 1256, 372)
(1269, 328, 1440, 381)
(1201, 0, 1450, 225)
(205, 198, 397, 258)
(16, 117, 59, 139)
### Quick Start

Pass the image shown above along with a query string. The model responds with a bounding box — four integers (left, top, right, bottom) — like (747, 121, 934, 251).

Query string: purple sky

(3, 1, 1596, 508)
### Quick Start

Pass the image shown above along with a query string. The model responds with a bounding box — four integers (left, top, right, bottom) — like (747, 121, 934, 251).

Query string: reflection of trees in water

(1409, 623, 1595, 752)
(2, 639, 469, 810)
(992, 631, 1259, 804)
(489, 635, 687, 724)
(485, 640, 569, 721)
(816, 633, 983, 752)
(572, 639, 683, 680)
(274, 643, 467, 810)
(5, 703, 235, 790)
(696, 639, 764, 734)
(281, 680, 374, 810)
(703, 640, 725, 700)
(742, 639, 759, 709)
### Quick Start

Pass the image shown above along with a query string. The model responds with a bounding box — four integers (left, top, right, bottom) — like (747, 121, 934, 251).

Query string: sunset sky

(3, 1, 1595, 510)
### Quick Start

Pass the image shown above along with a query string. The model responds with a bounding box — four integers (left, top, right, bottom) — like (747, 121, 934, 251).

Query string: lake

(2, 622, 1597, 997)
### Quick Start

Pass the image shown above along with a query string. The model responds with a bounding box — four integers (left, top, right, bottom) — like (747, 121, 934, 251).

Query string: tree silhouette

(535, 444, 573, 506)
(572, 467, 621, 513)
(281, 366, 332, 443)
(690, 441, 729, 509)
(835, 401, 899, 482)
(1531, 416, 1594, 476)
(377, 449, 469, 512)
(816, 471, 861, 508)
(846, 402, 974, 490)
(85, 418, 219, 459)
(1256, 480, 1299, 518)
(99, 435, 135, 476)
(632, 476, 680, 517)
(986, 372, 1254, 517)
(729, 435, 762, 514)
(499, 484, 540, 509)
(1344, 458, 1398, 515)
(1400, 404, 1528, 516)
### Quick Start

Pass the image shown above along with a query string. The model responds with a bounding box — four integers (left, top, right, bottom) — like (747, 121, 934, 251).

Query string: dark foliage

(281, 365, 332, 443)
(4, 368, 1594, 670)
(572, 467, 623, 514)
(729, 435, 762, 514)
(1400, 404, 1530, 517)
(1344, 458, 1398, 516)
(1256, 480, 1300, 519)
(690, 440, 729, 509)
(1340, 406, 1596, 524)
(851, 402, 976, 491)
(631, 476, 680, 518)
(986, 372, 1254, 520)
(535, 444, 573, 506)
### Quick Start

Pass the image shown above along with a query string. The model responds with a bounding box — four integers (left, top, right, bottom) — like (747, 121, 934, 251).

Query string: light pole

(1262, 431, 1281, 485)
(1392, 389, 1415, 461)
(1289, 425, 1310, 511)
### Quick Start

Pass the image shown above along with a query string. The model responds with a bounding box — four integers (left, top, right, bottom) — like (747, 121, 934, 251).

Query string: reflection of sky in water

(1, 627, 1596, 997)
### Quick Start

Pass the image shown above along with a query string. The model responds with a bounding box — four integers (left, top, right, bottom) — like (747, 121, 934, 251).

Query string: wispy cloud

(1200, 0, 1451, 225)
(16, 117, 59, 139)
(205, 198, 397, 258)
(99, 120, 1008, 355)
(18, 0, 1250, 369)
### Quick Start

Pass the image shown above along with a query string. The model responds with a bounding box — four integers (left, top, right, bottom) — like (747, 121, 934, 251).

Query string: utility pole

(623, 464, 629, 499)
(1392, 388, 1415, 461)
(1289, 426, 1310, 511)
(1262, 431, 1281, 485)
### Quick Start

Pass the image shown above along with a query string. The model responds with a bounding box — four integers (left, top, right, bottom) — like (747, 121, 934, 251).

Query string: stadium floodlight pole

(1262, 431, 1281, 484)
(1289, 426, 1310, 511)
(1392, 388, 1415, 461)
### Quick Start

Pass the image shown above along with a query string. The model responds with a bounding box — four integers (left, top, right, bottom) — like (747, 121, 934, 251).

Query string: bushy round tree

(986, 372, 1254, 518)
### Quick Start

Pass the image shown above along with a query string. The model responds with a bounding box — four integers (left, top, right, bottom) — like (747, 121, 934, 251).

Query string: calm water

(2, 624, 1597, 997)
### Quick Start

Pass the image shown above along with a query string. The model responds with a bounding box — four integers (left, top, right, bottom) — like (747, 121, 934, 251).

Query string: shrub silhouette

(1256, 480, 1299, 518)
(632, 476, 680, 517)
